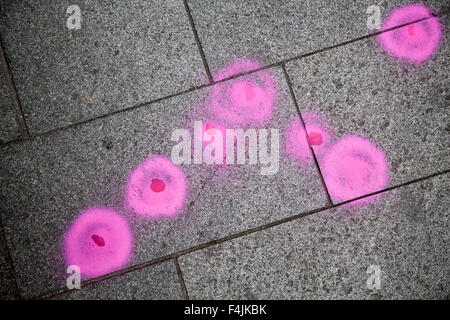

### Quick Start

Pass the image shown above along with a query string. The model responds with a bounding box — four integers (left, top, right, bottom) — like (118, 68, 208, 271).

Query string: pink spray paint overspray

(64, 207, 133, 279)
(196, 120, 228, 162)
(125, 155, 187, 219)
(208, 58, 276, 127)
(377, 4, 442, 63)
(322, 135, 389, 204)
(285, 112, 334, 164)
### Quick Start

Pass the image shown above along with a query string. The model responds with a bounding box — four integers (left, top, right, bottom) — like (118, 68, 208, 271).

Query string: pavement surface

(0, 0, 448, 299)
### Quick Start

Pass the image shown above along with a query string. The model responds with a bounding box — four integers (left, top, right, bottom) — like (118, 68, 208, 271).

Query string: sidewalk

(0, 0, 448, 299)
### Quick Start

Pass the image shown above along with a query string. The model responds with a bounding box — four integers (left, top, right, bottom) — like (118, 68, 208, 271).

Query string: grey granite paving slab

(187, 0, 441, 76)
(285, 17, 449, 203)
(53, 260, 184, 300)
(0, 238, 13, 300)
(0, 66, 324, 298)
(0, 50, 22, 144)
(0, 0, 207, 135)
(179, 173, 450, 299)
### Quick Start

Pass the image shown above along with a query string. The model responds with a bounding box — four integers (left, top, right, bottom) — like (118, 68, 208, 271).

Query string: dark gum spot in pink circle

(91, 234, 105, 247)
(205, 123, 215, 131)
(150, 178, 165, 193)
(408, 25, 415, 36)
(244, 83, 255, 101)
(307, 132, 323, 146)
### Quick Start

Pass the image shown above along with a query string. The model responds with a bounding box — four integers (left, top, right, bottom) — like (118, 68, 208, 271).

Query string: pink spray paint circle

(322, 135, 389, 203)
(64, 207, 133, 279)
(125, 155, 187, 219)
(208, 59, 276, 127)
(377, 4, 442, 63)
(285, 113, 333, 164)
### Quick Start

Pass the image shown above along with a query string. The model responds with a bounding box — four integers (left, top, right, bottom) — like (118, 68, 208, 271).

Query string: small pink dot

(205, 123, 216, 131)
(408, 25, 415, 36)
(245, 83, 255, 101)
(307, 132, 323, 146)
(91, 234, 105, 247)
(150, 178, 166, 193)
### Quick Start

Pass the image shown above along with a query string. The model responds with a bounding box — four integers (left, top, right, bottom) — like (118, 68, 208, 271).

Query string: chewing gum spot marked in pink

(307, 132, 323, 146)
(126, 155, 187, 219)
(150, 178, 166, 193)
(213, 58, 262, 82)
(285, 114, 333, 164)
(203, 121, 224, 140)
(205, 123, 216, 131)
(196, 121, 228, 162)
(377, 4, 442, 63)
(208, 58, 276, 126)
(91, 234, 105, 247)
(64, 207, 132, 279)
(322, 135, 389, 204)
(205, 122, 222, 139)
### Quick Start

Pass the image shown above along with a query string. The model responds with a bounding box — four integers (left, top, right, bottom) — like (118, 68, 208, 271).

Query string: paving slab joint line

(0, 35, 30, 139)
(38, 255, 176, 300)
(187, 167, 220, 211)
(281, 63, 333, 206)
(0, 83, 210, 148)
(35, 169, 449, 300)
(0, 13, 442, 149)
(173, 256, 190, 300)
(37, 170, 219, 300)
(182, 0, 213, 84)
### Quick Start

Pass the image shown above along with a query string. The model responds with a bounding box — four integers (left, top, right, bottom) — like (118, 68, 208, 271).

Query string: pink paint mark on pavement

(91, 234, 105, 247)
(150, 178, 166, 193)
(307, 132, 323, 146)
(205, 122, 216, 131)
(322, 135, 389, 204)
(407, 25, 415, 37)
(64, 207, 132, 279)
(197, 120, 228, 162)
(208, 59, 276, 127)
(125, 155, 187, 219)
(377, 3, 442, 63)
(285, 112, 334, 164)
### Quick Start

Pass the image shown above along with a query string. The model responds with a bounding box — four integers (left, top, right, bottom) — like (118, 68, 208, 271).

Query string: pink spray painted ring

(64, 207, 133, 279)
(377, 4, 442, 63)
(208, 58, 276, 127)
(125, 155, 187, 219)
(322, 135, 389, 203)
